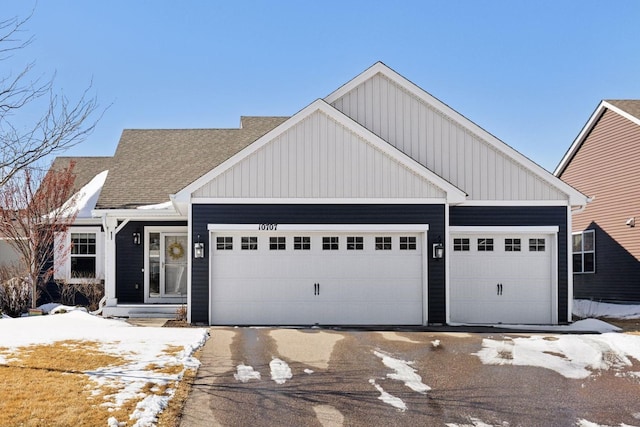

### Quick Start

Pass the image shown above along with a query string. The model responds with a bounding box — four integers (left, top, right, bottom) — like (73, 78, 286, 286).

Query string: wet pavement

(179, 327, 640, 427)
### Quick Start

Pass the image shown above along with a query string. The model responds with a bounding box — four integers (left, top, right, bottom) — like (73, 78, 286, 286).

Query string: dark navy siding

(115, 220, 187, 303)
(573, 223, 640, 303)
(191, 204, 446, 324)
(450, 206, 569, 323)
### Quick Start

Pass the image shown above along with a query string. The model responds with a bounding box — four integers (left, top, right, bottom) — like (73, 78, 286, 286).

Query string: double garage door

(449, 229, 557, 324)
(209, 226, 427, 325)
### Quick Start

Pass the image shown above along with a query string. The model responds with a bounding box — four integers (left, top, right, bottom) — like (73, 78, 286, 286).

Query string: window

(269, 236, 286, 250)
(529, 238, 546, 252)
(216, 236, 233, 250)
(294, 236, 310, 250)
(322, 236, 339, 250)
(375, 236, 392, 250)
(573, 230, 595, 273)
(505, 238, 521, 252)
(477, 238, 494, 251)
(347, 236, 363, 250)
(400, 236, 417, 250)
(241, 236, 258, 250)
(71, 232, 96, 278)
(453, 238, 470, 251)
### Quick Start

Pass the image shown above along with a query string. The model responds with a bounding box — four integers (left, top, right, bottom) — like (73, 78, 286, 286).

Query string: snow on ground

(234, 364, 261, 382)
(373, 350, 431, 393)
(0, 310, 208, 427)
(270, 358, 293, 384)
(368, 379, 407, 412)
(475, 332, 640, 379)
(574, 300, 640, 319)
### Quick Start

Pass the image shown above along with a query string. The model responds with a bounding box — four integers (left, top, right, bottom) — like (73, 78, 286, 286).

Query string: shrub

(56, 276, 105, 312)
(0, 264, 32, 317)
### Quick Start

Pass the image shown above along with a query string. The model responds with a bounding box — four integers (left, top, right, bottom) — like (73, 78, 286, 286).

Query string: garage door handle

(497, 283, 503, 295)
(314, 283, 320, 296)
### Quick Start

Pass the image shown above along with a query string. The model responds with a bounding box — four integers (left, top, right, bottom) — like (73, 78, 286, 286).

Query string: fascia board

(92, 208, 184, 220)
(176, 98, 467, 204)
(554, 101, 608, 177)
(327, 62, 586, 206)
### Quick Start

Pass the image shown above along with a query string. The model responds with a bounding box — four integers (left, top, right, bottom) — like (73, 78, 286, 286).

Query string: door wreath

(167, 241, 185, 260)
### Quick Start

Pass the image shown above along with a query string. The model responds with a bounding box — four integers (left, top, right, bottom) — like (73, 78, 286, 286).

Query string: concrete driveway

(179, 327, 640, 427)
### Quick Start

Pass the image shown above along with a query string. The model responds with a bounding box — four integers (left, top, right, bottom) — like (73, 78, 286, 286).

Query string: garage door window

(375, 237, 392, 250)
(529, 238, 546, 252)
(323, 237, 339, 250)
(400, 236, 417, 250)
(477, 238, 493, 251)
(347, 236, 364, 250)
(294, 236, 310, 250)
(241, 237, 258, 250)
(216, 237, 233, 250)
(453, 238, 470, 251)
(270, 237, 286, 250)
(505, 238, 521, 252)
(573, 230, 595, 273)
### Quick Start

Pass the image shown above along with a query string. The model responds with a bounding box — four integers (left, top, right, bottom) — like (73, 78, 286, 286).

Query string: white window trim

(573, 230, 595, 274)
(55, 226, 104, 283)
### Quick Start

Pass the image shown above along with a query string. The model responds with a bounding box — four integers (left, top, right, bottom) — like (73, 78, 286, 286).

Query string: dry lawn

(0, 340, 199, 427)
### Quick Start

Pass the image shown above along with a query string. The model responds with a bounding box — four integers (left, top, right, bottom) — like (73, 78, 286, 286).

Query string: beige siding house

(555, 100, 640, 302)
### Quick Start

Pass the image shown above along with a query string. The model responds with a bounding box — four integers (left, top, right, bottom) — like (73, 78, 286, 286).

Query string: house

(53, 62, 588, 325)
(555, 100, 640, 303)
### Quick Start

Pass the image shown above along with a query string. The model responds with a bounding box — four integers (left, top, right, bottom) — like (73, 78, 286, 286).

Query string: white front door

(146, 228, 188, 303)
(209, 228, 426, 325)
(449, 231, 556, 324)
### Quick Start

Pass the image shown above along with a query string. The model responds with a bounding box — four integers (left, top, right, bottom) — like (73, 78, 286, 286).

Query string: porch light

(194, 235, 205, 259)
(132, 232, 141, 245)
(432, 240, 444, 259)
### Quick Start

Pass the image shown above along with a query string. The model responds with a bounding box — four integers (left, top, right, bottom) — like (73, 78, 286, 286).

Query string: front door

(146, 228, 188, 303)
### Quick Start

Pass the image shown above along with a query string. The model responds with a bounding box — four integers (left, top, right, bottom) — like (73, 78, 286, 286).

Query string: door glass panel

(149, 232, 160, 296)
(164, 234, 187, 296)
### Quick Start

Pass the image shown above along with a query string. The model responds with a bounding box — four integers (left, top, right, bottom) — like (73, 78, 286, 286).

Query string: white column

(103, 215, 118, 306)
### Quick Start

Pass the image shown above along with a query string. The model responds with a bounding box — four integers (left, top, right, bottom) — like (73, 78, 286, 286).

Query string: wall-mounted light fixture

(432, 236, 444, 259)
(626, 217, 635, 228)
(132, 232, 141, 245)
(194, 235, 205, 259)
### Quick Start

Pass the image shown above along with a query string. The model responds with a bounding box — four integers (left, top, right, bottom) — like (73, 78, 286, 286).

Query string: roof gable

(327, 62, 586, 206)
(555, 100, 640, 177)
(178, 100, 466, 204)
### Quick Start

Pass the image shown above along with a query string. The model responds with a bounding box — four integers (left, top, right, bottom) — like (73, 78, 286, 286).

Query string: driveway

(179, 327, 640, 427)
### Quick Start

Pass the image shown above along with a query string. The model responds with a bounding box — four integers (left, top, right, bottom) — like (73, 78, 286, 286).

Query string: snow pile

(475, 333, 640, 379)
(0, 311, 208, 426)
(270, 358, 293, 384)
(54, 170, 108, 218)
(234, 364, 261, 382)
(574, 300, 640, 319)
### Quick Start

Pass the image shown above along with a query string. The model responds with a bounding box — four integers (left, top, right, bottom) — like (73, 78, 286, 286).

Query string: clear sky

(3, 0, 640, 172)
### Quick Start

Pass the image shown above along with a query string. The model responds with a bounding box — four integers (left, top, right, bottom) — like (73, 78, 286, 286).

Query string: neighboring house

(0, 228, 21, 269)
(555, 100, 640, 303)
(52, 62, 587, 325)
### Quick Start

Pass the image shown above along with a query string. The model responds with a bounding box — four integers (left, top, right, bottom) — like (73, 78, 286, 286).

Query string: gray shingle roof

(50, 156, 112, 194)
(96, 116, 288, 209)
(607, 100, 640, 121)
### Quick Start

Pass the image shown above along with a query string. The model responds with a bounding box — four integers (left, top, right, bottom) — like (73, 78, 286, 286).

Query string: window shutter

(53, 231, 70, 281)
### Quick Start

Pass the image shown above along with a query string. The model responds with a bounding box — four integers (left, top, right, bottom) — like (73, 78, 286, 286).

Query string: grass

(0, 340, 200, 427)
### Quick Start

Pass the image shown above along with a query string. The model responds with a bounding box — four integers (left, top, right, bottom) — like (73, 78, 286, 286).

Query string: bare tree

(0, 11, 100, 186)
(0, 162, 78, 309)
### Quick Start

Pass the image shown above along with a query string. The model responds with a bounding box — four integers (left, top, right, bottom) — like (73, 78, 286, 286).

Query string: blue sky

(3, 1, 640, 172)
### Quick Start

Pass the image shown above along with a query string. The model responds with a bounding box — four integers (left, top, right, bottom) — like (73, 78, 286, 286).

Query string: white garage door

(449, 231, 556, 324)
(209, 228, 426, 325)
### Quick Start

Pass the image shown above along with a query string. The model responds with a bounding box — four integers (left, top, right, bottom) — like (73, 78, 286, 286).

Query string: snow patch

(445, 417, 497, 427)
(304, 368, 314, 374)
(136, 201, 173, 210)
(234, 364, 261, 382)
(475, 333, 640, 379)
(54, 170, 108, 218)
(270, 358, 292, 384)
(574, 300, 640, 320)
(373, 350, 431, 393)
(368, 379, 406, 411)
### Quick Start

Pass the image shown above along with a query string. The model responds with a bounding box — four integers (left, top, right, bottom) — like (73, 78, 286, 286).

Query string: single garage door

(209, 227, 426, 325)
(449, 230, 556, 324)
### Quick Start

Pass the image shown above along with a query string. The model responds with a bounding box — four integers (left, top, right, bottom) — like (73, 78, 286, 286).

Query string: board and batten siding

(450, 205, 569, 323)
(193, 110, 446, 200)
(331, 72, 568, 202)
(190, 204, 446, 324)
(559, 108, 640, 302)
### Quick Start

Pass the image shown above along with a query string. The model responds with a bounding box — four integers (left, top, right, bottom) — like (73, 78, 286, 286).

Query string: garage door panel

(450, 233, 554, 324)
(210, 230, 425, 325)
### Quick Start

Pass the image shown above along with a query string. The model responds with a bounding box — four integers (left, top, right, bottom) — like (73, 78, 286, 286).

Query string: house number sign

(258, 223, 278, 231)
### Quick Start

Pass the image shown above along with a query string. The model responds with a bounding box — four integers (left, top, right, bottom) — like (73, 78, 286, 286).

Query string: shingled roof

(606, 100, 640, 121)
(96, 116, 288, 209)
(50, 156, 112, 194)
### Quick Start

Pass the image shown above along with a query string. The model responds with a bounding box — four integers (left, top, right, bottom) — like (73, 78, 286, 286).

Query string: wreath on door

(167, 241, 185, 260)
